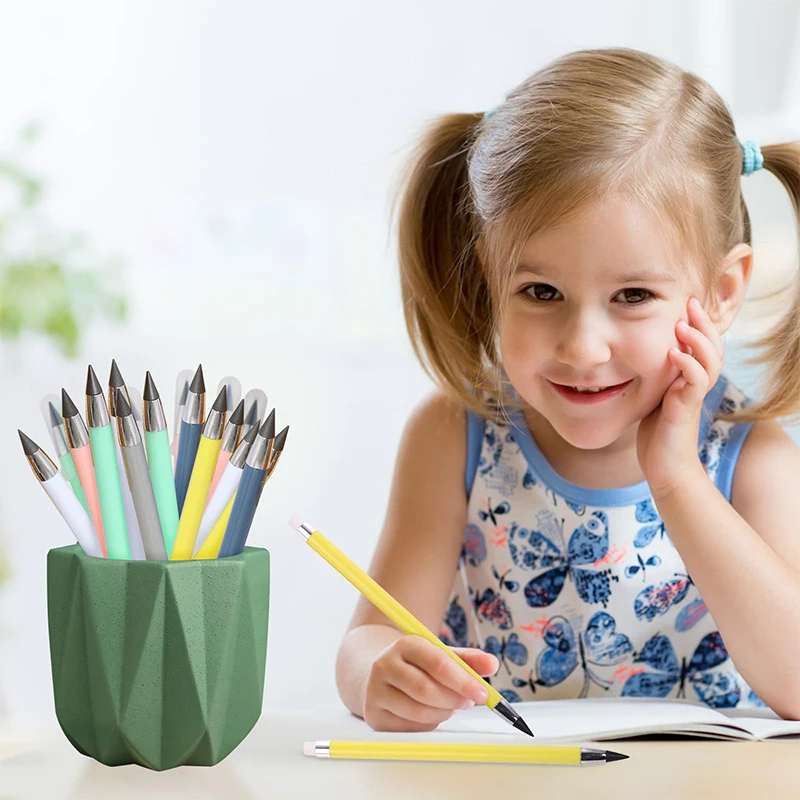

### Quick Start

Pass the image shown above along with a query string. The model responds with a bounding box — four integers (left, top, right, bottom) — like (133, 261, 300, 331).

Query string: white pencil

(19, 430, 103, 558)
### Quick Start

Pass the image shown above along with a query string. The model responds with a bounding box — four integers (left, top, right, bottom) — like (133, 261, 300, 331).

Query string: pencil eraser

(288, 515, 304, 531)
(303, 742, 315, 757)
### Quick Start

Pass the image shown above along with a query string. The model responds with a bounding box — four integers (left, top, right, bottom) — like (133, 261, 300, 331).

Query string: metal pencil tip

(260, 408, 276, 440)
(143, 371, 159, 401)
(109, 359, 125, 388)
(513, 716, 534, 738)
(230, 399, 244, 425)
(244, 401, 259, 427)
(272, 425, 289, 452)
(47, 401, 62, 429)
(18, 430, 39, 456)
(115, 388, 133, 417)
(243, 423, 259, 444)
(605, 750, 629, 762)
(211, 387, 228, 413)
(86, 365, 103, 396)
(189, 364, 205, 394)
(61, 389, 79, 418)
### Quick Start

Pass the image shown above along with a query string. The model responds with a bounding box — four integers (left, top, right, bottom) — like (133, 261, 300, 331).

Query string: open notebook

(438, 698, 800, 742)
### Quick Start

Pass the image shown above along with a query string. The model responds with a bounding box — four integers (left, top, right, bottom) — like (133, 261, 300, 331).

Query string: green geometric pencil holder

(46, 544, 270, 771)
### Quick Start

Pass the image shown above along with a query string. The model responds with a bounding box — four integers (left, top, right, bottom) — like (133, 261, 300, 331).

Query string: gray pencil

(115, 389, 168, 560)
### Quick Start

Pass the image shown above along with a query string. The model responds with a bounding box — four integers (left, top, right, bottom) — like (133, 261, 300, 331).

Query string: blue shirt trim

(714, 419, 754, 502)
(465, 375, 731, 507)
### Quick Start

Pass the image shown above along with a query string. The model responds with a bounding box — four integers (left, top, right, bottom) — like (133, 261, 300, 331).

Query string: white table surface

(2, 707, 800, 800)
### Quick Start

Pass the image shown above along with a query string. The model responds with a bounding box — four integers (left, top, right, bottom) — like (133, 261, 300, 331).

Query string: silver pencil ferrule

(203, 406, 225, 439)
(220, 420, 241, 453)
(580, 748, 607, 765)
(182, 391, 204, 425)
(230, 434, 255, 469)
(315, 742, 331, 758)
(86, 393, 110, 428)
(64, 414, 89, 449)
(295, 521, 314, 541)
(265, 447, 283, 478)
(245, 433, 269, 470)
(491, 698, 519, 727)
(117, 412, 142, 447)
(27, 449, 58, 482)
(143, 398, 167, 433)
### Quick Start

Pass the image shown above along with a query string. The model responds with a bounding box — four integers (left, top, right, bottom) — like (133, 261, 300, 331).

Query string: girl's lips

(548, 379, 633, 404)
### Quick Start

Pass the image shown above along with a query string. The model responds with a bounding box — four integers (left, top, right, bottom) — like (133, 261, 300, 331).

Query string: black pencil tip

(212, 387, 227, 412)
(86, 365, 103, 396)
(115, 388, 132, 417)
(604, 750, 628, 762)
(260, 408, 276, 439)
(143, 371, 159, 401)
(48, 401, 62, 429)
(244, 400, 259, 427)
(244, 423, 259, 444)
(189, 364, 205, 394)
(109, 359, 125, 388)
(230, 400, 244, 425)
(61, 389, 79, 418)
(272, 425, 289, 451)
(18, 430, 39, 456)
(513, 715, 534, 738)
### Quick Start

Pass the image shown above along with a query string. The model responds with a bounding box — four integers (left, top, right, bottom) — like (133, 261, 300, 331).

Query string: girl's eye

(523, 283, 561, 302)
(613, 288, 653, 304)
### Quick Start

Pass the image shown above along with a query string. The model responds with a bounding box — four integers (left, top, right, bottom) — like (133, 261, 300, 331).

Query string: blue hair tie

(484, 106, 499, 120)
(742, 140, 764, 176)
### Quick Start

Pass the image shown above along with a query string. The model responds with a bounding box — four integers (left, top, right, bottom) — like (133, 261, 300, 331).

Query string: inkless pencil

(287, 517, 535, 738)
(106, 360, 146, 561)
(206, 399, 245, 504)
(116, 390, 168, 560)
(142, 371, 180, 555)
(44, 398, 89, 514)
(19, 431, 103, 558)
(240, 388, 267, 439)
(302, 741, 628, 765)
(174, 365, 206, 514)
(61, 389, 107, 557)
(217, 417, 273, 558)
(216, 376, 242, 418)
(171, 368, 192, 463)
(171, 387, 227, 560)
(85, 365, 130, 560)
(193, 423, 258, 558)
(265, 423, 288, 479)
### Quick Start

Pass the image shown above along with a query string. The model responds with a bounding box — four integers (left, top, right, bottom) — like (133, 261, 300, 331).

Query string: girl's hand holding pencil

(19, 361, 288, 561)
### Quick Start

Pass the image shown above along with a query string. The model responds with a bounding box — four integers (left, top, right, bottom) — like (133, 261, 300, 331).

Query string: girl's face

(499, 195, 707, 451)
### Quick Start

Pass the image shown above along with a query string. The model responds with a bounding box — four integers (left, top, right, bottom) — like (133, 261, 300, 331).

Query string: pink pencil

(205, 399, 245, 509)
(61, 389, 107, 557)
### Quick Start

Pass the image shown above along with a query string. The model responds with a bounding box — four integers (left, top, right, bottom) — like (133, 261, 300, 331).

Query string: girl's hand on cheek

(637, 297, 725, 499)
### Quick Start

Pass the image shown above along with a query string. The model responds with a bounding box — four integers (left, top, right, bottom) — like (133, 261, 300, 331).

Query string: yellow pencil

(193, 493, 235, 559)
(288, 516, 534, 737)
(171, 389, 227, 559)
(302, 741, 628, 765)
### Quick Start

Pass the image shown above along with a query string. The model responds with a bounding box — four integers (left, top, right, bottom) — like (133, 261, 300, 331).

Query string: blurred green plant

(0, 122, 128, 357)
(0, 123, 128, 588)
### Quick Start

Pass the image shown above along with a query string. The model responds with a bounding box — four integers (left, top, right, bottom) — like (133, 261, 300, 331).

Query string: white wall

(0, 0, 799, 729)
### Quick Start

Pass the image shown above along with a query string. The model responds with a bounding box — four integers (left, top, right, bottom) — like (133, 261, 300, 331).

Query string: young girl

(336, 47, 800, 732)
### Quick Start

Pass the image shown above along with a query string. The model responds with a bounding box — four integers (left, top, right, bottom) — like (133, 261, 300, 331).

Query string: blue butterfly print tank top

(439, 374, 766, 710)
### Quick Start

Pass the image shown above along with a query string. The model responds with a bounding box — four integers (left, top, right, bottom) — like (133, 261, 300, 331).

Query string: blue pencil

(174, 364, 205, 514)
(218, 412, 283, 557)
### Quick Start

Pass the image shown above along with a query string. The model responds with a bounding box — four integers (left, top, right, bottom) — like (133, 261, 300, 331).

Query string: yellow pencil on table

(287, 516, 534, 737)
(170, 388, 227, 559)
(302, 741, 628, 765)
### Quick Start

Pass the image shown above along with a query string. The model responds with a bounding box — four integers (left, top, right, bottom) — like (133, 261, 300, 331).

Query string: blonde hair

(396, 47, 800, 424)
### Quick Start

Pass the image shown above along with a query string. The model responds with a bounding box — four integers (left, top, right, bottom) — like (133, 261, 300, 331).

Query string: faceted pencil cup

(46, 544, 270, 771)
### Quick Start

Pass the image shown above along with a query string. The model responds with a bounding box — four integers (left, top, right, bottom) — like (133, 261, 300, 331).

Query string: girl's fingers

(669, 348, 709, 394)
(366, 707, 441, 733)
(387, 656, 474, 710)
(381, 684, 462, 726)
(688, 297, 725, 359)
(676, 320, 718, 375)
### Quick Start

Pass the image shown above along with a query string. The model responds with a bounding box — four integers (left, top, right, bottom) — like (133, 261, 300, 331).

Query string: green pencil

(85, 365, 130, 560)
(45, 400, 89, 513)
(142, 371, 180, 554)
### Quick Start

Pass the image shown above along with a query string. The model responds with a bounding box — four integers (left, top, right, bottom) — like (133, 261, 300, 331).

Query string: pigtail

(734, 142, 800, 424)
(395, 114, 496, 414)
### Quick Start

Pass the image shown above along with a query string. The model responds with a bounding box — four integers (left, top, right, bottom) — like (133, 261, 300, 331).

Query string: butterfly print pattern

(440, 376, 763, 710)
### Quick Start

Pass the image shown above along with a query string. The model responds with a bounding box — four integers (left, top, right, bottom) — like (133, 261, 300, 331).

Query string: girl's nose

(555, 313, 612, 368)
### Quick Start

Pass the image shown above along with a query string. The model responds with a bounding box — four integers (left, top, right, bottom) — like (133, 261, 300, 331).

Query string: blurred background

(0, 0, 799, 734)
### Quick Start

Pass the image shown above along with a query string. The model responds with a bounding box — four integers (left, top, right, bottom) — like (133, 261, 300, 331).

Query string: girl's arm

(653, 420, 800, 719)
(336, 392, 496, 728)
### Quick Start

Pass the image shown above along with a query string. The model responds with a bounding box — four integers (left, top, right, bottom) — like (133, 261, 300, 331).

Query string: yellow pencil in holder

(171, 389, 227, 559)
(194, 493, 235, 560)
